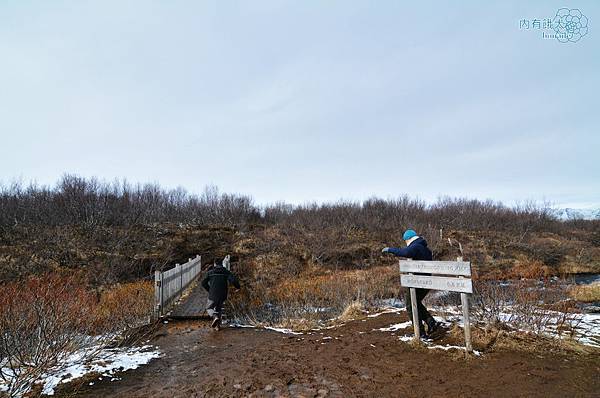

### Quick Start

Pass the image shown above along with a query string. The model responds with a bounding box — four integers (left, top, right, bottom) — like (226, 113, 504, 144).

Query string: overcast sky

(1, 1, 598, 207)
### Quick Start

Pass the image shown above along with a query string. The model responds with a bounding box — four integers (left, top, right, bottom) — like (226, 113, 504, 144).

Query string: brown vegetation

(1, 175, 598, 286)
(0, 176, 598, 395)
(0, 275, 154, 397)
(229, 266, 401, 329)
(569, 282, 600, 303)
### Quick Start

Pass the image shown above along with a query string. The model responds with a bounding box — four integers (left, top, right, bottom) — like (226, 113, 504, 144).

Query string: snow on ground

(264, 326, 303, 335)
(0, 344, 161, 397)
(235, 303, 600, 347)
(367, 308, 404, 318)
(376, 321, 412, 332)
(426, 344, 481, 356)
(464, 308, 598, 348)
(571, 313, 600, 347)
(376, 305, 600, 348)
(230, 323, 304, 335)
(42, 345, 161, 395)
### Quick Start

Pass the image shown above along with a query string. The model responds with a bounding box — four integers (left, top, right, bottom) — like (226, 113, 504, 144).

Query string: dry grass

(469, 327, 596, 356)
(95, 281, 155, 332)
(509, 259, 553, 279)
(339, 300, 366, 321)
(569, 282, 600, 303)
(229, 266, 401, 329)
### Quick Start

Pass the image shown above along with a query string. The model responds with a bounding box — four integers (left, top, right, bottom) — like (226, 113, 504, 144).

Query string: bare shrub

(0, 176, 259, 229)
(0, 275, 156, 397)
(472, 279, 583, 338)
(471, 280, 514, 329)
(0, 274, 98, 397)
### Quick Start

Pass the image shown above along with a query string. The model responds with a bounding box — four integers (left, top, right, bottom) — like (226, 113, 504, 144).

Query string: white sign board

(399, 260, 471, 276)
(398, 258, 474, 351)
(400, 274, 473, 294)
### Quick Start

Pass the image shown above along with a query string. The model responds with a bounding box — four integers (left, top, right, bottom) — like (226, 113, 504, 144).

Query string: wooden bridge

(154, 255, 212, 319)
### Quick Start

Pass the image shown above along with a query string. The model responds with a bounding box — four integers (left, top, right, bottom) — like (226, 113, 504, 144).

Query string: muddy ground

(58, 312, 599, 398)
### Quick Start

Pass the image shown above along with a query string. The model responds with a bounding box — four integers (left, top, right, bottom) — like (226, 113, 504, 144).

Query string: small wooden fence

(154, 255, 202, 318)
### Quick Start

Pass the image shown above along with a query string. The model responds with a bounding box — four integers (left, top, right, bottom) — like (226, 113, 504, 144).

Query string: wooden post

(177, 263, 182, 294)
(457, 256, 472, 353)
(461, 291, 472, 353)
(405, 259, 420, 341)
(155, 270, 165, 318)
(154, 270, 161, 319)
(410, 286, 420, 341)
(160, 271, 164, 316)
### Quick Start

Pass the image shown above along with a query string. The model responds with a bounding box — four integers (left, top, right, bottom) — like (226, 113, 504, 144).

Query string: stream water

(573, 273, 600, 285)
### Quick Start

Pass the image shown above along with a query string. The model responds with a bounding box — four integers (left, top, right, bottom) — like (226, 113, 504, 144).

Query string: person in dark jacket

(382, 229, 439, 336)
(201, 259, 241, 330)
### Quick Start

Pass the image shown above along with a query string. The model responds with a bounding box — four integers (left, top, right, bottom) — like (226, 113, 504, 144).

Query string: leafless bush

(0, 275, 156, 397)
(472, 279, 583, 337)
(3, 174, 595, 286)
(1, 175, 591, 238)
(0, 176, 259, 228)
(0, 274, 99, 397)
(471, 281, 513, 328)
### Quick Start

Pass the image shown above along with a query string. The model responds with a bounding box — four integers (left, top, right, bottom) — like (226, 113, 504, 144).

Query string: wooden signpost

(399, 258, 473, 352)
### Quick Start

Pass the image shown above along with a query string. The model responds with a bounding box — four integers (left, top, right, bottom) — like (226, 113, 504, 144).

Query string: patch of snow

(42, 345, 161, 396)
(0, 344, 161, 397)
(375, 322, 412, 332)
(426, 344, 481, 356)
(367, 307, 405, 318)
(432, 305, 600, 348)
(231, 323, 304, 335)
(230, 323, 256, 329)
(264, 327, 303, 335)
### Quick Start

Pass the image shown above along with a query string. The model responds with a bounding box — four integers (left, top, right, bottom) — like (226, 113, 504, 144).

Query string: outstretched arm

(382, 246, 415, 258)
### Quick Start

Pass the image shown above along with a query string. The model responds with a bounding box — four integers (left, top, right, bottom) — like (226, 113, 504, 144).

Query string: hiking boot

(425, 317, 442, 338)
(211, 316, 220, 329)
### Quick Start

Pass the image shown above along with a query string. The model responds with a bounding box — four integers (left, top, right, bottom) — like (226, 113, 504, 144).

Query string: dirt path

(59, 312, 599, 398)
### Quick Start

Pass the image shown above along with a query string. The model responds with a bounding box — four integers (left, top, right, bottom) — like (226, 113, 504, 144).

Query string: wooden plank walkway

(169, 276, 210, 319)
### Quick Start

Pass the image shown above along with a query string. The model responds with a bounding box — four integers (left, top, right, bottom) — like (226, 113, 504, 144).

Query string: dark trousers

(405, 288, 432, 325)
(207, 298, 224, 319)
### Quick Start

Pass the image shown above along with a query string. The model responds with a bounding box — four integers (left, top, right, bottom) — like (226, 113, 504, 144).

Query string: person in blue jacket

(382, 229, 439, 336)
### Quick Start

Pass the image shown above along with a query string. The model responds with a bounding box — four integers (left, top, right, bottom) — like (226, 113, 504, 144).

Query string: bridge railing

(154, 255, 202, 318)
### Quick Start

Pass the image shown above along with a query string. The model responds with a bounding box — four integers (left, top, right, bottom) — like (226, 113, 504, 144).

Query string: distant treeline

(0, 174, 596, 234)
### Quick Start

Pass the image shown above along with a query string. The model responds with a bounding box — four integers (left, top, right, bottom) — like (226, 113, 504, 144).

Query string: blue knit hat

(403, 229, 417, 241)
